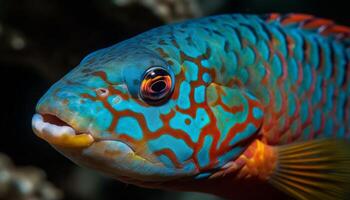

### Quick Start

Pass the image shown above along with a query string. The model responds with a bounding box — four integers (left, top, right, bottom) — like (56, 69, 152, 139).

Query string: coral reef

(0, 153, 63, 200)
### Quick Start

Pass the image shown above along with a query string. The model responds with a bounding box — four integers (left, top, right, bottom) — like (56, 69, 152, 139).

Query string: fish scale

(32, 13, 350, 199)
(138, 14, 350, 145)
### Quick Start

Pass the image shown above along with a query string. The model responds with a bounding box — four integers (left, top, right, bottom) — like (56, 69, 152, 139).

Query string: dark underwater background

(0, 0, 348, 199)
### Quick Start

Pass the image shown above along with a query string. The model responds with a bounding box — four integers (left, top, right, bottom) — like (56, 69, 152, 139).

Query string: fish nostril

(42, 114, 69, 127)
(96, 88, 109, 97)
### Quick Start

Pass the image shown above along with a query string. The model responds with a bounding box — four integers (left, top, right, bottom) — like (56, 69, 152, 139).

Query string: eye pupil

(151, 80, 166, 93)
(140, 66, 174, 105)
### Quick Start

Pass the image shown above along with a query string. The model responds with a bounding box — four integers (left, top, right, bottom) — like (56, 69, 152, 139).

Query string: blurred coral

(112, 0, 228, 22)
(0, 153, 63, 200)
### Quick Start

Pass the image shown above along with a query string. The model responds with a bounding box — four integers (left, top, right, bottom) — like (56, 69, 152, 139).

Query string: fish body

(32, 13, 350, 199)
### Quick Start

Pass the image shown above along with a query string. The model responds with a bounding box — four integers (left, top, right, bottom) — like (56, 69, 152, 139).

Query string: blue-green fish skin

(31, 13, 350, 198)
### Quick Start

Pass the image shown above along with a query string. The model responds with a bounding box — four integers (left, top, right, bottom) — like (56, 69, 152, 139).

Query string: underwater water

(0, 0, 349, 200)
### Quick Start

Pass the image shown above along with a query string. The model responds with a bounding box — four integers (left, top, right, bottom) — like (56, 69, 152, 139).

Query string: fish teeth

(32, 114, 75, 137)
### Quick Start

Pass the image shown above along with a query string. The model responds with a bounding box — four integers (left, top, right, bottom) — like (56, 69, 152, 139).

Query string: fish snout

(32, 81, 105, 148)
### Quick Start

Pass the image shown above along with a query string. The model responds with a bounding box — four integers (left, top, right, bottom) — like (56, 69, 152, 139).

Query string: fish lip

(32, 112, 138, 155)
(32, 113, 95, 148)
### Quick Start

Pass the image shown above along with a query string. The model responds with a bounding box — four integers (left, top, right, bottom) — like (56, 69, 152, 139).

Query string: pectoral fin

(269, 139, 350, 200)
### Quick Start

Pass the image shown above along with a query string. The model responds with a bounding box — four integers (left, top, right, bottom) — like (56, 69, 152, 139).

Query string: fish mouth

(32, 113, 95, 148)
(32, 113, 196, 183)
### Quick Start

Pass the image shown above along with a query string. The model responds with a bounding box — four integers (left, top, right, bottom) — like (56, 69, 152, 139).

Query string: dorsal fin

(261, 13, 350, 45)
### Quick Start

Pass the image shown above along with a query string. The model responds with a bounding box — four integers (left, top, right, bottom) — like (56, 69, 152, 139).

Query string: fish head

(32, 43, 200, 185)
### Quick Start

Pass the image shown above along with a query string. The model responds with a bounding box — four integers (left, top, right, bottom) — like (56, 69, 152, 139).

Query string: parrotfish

(32, 13, 350, 199)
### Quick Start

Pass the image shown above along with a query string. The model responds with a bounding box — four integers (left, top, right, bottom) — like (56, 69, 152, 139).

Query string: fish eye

(139, 66, 174, 105)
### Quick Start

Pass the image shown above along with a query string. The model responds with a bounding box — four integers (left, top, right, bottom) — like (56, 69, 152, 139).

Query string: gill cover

(195, 83, 264, 176)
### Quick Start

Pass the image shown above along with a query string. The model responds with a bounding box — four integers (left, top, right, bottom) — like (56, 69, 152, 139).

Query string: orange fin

(269, 139, 350, 200)
(210, 140, 278, 181)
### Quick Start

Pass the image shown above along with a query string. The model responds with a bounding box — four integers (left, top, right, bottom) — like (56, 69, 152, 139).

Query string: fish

(31, 13, 350, 199)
